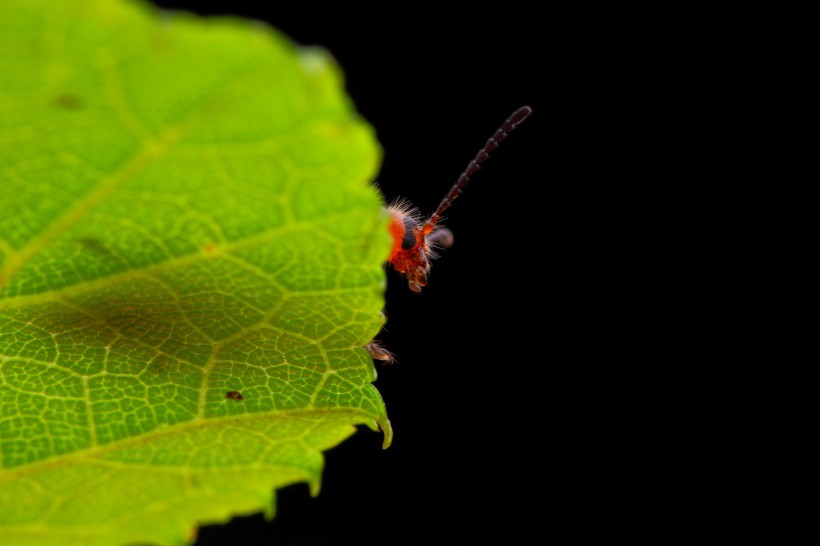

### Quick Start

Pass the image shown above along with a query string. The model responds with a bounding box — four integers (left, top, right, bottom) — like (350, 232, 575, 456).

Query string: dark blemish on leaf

(226, 390, 244, 401)
(203, 243, 215, 254)
(54, 94, 84, 110)
(77, 237, 112, 256)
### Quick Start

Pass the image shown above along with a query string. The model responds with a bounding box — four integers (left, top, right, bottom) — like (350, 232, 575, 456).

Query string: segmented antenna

(421, 106, 533, 235)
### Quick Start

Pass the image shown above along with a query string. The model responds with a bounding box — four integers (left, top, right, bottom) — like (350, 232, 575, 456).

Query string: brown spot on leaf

(226, 390, 244, 401)
(54, 94, 83, 110)
(76, 237, 112, 256)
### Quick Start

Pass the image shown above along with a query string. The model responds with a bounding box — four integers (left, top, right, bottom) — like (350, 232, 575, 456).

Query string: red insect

(386, 105, 533, 293)
(365, 106, 533, 364)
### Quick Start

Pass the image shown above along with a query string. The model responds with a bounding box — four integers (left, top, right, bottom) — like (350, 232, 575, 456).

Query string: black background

(149, 2, 707, 544)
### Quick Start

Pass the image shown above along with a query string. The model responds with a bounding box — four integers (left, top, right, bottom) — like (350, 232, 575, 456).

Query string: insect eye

(400, 216, 418, 250)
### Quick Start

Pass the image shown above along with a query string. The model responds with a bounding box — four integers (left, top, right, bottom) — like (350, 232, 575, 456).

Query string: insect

(365, 106, 533, 364)
(225, 390, 244, 401)
(386, 105, 533, 293)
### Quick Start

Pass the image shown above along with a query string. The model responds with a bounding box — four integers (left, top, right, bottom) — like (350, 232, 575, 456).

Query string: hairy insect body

(387, 206, 431, 293)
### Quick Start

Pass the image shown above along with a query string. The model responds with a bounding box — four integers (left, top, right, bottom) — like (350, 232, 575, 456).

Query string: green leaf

(0, 1, 392, 544)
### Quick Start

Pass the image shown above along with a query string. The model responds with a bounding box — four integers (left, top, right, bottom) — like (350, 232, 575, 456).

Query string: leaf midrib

(0, 218, 361, 310)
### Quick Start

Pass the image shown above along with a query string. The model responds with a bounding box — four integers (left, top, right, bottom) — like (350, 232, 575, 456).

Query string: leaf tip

(381, 419, 394, 449)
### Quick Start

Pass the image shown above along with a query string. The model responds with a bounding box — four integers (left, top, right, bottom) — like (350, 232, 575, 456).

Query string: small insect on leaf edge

(365, 106, 533, 365)
(385, 106, 533, 293)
